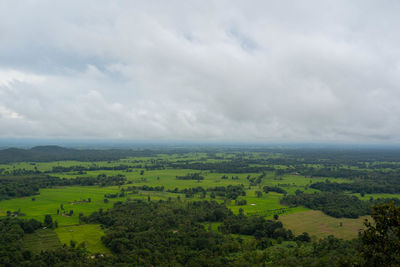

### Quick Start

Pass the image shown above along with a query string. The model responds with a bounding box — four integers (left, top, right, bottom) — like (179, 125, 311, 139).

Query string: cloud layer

(1, 0, 400, 143)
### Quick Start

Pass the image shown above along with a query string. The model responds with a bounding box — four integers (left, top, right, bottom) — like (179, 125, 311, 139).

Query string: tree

(295, 190, 303, 196)
(273, 214, 279, 220)
(256, 191, 263, 198)
(70, 240, 77, 248)
(239, 208, 244, 216)
(361, 201, 400, 265)
(296, 232, 310, 242)
(79, 213, 84, 224)
(44, 214, 53, 228)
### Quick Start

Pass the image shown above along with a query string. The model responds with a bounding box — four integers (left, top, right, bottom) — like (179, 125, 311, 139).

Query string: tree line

(281, 191, 400, 218)
(0, 174, 126, 201)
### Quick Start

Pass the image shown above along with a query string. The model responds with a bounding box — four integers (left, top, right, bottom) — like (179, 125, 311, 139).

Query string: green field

(0, 167, 373, 245)
(55, 224, 109, 254)
(280, 210, 370, 240)
(0, 186, 126, 226)
(1, 149, 399, 256)
(22, 228, 61, 253)
(227, 192, 309, 218)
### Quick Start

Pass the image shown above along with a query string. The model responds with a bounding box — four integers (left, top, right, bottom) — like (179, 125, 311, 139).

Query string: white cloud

(0, 69, 45, 88)
(0, 105, 23, 119)
(0, 0, 400, 143)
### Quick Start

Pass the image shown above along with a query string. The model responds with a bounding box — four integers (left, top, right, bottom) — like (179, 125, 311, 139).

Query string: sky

(1, 0, 400, 144)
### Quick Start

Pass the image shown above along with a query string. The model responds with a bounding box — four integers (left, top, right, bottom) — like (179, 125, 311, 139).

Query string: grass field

(1, 151, 398, 253)
(0, 186, 126, 226)
(55, 224, 109, 254)
(280, 210, 370, 240)
(0, 165, 371, 233)
(22, 228, 61, 253)
(0, 165, 339, 226)
(227, 192, 309, 218)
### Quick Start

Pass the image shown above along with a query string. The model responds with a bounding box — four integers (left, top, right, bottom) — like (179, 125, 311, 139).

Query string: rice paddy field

(1, 149, 400, 254)
(22, 228, 61, 253)
(55, 224, 109, 254)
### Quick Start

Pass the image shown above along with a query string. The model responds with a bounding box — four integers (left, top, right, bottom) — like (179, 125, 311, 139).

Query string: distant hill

(0, 145, 156, 163)
(30, 145, 71, 153)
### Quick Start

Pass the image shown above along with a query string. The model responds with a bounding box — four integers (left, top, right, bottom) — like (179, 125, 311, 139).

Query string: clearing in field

(280, 210, 370, 240)
(228, 192, 309, 218)
(22, 228, 61, 253)
(55, 224, 109, 254)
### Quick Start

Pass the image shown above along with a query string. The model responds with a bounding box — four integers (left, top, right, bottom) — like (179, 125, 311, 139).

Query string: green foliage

(44, 214, 53, 228)
(236, 199, 247, 206)
(311, 179, 400, 194)
(281, 192, 371, 218)
(84, 200, 239, 265)
(361, 201, 400, 265)
(176, 172, 204, 180)
(263, 186, 287, 194)
(220, 213, 294, 240)
(0, 218, 42, 265)
(0, 145, 158, 163)
(208, 185, 246, 200)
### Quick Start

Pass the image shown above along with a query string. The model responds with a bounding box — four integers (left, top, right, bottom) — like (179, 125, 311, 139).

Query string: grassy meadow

(280, 210, 370, 240)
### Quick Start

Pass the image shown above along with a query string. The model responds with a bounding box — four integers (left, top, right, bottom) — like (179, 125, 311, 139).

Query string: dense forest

(1, 200, 399, 266)
(0, 146, 161, 163)
(281, 191, 371, 218)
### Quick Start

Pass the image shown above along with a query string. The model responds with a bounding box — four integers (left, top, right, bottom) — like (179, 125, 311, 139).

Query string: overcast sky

(1, 1, 400, 143)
